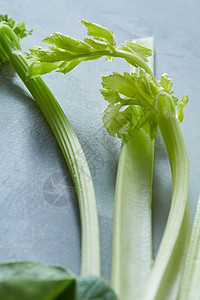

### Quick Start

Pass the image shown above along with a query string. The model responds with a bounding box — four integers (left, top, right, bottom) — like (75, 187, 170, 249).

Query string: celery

(111, 37, 154, 300)
(0, 20, 100, 277)
(177, 195, 200, 300)
(26, 20, 190, 299)
(143, 93, 190, 300)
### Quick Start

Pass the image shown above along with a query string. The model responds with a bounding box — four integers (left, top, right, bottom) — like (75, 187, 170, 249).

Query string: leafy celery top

(26, 20, 188, 137)
(0, 15, 32, 65)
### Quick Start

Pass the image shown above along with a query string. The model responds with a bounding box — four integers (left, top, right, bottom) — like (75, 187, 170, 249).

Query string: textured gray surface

(0, 0, 199, 280)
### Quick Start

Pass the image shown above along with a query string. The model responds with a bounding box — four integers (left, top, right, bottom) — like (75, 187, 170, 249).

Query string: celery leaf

(101, 71, 158, 140)
(0, 15, 32, 67)
(117, 41, 152, 62)
(103, 104, 132, 139)
(42, 32, 91, 53)
(176, 95, 189, 123)
(26, 20, 155, 78)
(160, 73, 173, 93)
(0, 15, 32, 39)
(28, 61, 62, 78)
(81, 20, 116, 47)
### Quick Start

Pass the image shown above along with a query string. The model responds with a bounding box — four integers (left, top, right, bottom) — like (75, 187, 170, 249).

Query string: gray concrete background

(0, 0, 199, 280)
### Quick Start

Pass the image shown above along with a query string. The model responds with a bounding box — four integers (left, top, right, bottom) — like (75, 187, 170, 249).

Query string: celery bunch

(1, 16, 200, 300)
(26, 20, 191, 300)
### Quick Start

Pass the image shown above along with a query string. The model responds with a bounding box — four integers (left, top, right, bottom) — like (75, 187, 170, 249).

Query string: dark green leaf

(0, 261, 75, 300)
(0, 262, 118, 300)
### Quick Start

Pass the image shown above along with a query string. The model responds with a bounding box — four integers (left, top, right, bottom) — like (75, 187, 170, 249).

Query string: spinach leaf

(0, 262, 117, 300)
(0, 261, 75, 300)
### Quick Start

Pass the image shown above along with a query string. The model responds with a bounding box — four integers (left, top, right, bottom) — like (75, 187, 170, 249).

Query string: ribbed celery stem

(177, 195, 200, 300)
(143, 93, 190, 300)
(0, 25, 100, 276)
(111, 38, 154, 300)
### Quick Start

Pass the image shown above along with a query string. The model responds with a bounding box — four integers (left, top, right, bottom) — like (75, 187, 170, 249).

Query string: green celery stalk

(0, 23, 100, 277)
(111, 37, 154, 300)
(25, 21, 191, 299)
(177, 195, 200, 300)
(143, 94, 190, 300)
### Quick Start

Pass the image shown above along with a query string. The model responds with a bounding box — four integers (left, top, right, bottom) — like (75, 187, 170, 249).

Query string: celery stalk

(177, 195, 200, 300)
(0, 24, 100, 276)
(143, 94, 190, 300)
(111, 38, 154, 300)
(24, 20, 191, 298)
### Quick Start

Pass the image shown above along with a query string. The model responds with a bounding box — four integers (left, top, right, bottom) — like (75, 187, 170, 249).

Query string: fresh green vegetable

(142, 90, 190, 300)
(25, 24, 157, 300)
(177, 195, 200, 300)
(26, 20, 190, 300)
(144, 203, 190, 300)
(0, 261, 75, 299)
(0, 14, 119, 300)
(0, 14, 32, 68)
(110, 37, 154, 300)
(101, 69, 190, 300)
(0, 261, 117, 299)
(111, 135, 154, 299)
(25, 20, 157, 85)
(0, 16, 100, 277)
(27, 20, 191, 299)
